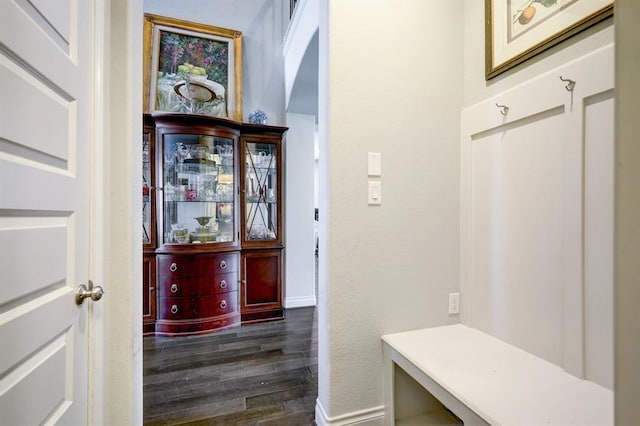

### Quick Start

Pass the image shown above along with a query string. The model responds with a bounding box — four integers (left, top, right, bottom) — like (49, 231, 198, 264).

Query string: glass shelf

(244, 141, 278, 242)
(143, 132, 152, 245)
(248, 166, 276, 172)
(165, 198, 235, 203)
(162, 133, 235, 245)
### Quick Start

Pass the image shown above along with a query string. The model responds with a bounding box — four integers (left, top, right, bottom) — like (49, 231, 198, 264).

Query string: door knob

(75, 281, 105, 305)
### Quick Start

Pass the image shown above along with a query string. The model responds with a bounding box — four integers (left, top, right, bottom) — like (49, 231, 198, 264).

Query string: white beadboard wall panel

(460, 45, 614, 378)
(469, 111, 567, 367)
(584, 91, 614, 390)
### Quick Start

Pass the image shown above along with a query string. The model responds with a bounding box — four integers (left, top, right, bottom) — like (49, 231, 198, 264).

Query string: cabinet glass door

(244, 141, 278, 241)
(162, 134, 235, 245)
(142, 132, 152, 245)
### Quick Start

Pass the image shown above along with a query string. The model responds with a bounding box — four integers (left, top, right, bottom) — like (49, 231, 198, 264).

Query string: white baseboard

(284, 295, 316, 308)
(315, 400, 385, 426)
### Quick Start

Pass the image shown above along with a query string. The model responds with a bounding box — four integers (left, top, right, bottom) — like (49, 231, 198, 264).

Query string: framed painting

(143, 14, 243, 120)
(485, 0, 613, 80)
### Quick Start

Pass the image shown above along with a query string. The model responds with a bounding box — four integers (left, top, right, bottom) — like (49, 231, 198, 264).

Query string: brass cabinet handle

(220, 300, 227, 309)
(171, 304, 178, 314)
(170, 262, 178, 272)
(219, 280, 227, 289)
(170, 284, 178, 293)
(219, 260, 227, 269)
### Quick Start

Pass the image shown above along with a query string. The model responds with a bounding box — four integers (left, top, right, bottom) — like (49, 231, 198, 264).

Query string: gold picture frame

(143, 14, 243, 120)
(485, 0, 613, 80)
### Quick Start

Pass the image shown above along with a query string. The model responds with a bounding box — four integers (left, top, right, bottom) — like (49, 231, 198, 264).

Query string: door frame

(88, 0, 107, 423)
(94, 0, 144, 424)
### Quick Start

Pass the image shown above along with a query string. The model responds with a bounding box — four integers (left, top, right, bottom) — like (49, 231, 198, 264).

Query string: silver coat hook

(559, 76, 576, 92)
(496, 103, 509, 116)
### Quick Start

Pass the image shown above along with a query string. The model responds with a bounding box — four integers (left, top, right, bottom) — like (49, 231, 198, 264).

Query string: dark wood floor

(143, 307, 318, 425)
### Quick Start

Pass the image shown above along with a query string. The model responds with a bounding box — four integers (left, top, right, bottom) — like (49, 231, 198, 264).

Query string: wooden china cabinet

(240, 129, 285, 323)
(142, 114, 157, 334)
(142, 113, 287, 336)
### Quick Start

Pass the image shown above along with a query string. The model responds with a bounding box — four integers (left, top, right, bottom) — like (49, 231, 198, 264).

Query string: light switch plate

(368, 152, 382, 176)
(368, 181, 382, 205)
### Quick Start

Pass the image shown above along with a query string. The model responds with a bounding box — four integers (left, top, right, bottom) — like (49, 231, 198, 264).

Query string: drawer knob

(170, 262, 178, 272)
(170, 284, 178, 293)
(219, 280, 227, 289)
(219, 260, 227, 269)
(171, 304, 178, 314)
(220, 300, 227, 309)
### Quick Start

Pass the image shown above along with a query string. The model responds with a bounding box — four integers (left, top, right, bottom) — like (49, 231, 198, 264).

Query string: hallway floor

(143, 307, 317, 425)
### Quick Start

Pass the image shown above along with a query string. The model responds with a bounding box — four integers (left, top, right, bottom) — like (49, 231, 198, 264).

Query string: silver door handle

(75, 282, 104, 305)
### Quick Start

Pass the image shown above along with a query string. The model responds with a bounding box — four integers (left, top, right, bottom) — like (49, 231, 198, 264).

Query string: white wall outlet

(448, 292, 460, 315)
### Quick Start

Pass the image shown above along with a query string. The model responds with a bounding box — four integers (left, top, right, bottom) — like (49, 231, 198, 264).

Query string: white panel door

(0, 0, 98, 424)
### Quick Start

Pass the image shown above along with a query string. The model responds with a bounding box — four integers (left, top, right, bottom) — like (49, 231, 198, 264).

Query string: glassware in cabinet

(143, 116, 156, 249)
(162, 133, 236, 245)
(243, 139, 280, 243)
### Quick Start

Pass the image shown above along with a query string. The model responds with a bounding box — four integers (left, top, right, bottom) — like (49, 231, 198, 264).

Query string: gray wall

(317, 0, 464, 419)
(614, 1, 640, 423)
(284, 112, 317, 308)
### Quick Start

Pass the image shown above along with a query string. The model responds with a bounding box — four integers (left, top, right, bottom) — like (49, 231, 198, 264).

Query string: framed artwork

(143, 14, 243, 120)
(485, 0, 613, 80)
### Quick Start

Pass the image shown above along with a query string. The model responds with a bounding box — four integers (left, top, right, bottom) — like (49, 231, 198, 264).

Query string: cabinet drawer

(157, 255, 192, 277)
(158, 273, 238, 297)
(201, 272, 238, 294)
(157, 276, 190, 297)
(158, 292, 238, 320)
(194, 252, 239, 275)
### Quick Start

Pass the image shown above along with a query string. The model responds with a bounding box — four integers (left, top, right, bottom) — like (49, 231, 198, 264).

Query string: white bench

(382, 324, 613, 425)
